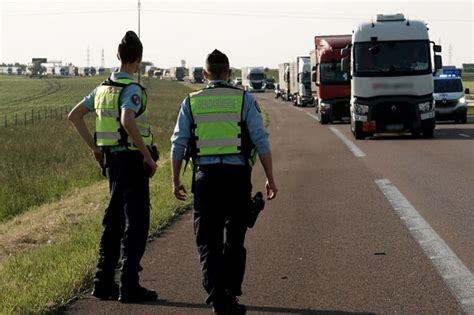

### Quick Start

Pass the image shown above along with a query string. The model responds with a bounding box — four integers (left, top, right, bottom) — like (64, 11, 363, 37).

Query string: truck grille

(435, 100, 458, 108)
(331, 101, 350, 119)
(304, 83, 312, 96)
(373, 102, 416, 125)
(251, 82, 262, 89)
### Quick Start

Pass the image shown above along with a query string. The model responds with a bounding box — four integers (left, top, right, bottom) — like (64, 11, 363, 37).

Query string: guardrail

(1, 106, 72, 128)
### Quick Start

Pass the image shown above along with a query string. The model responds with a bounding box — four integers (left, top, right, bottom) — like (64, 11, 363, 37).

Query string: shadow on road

(151, 299, 375, 314)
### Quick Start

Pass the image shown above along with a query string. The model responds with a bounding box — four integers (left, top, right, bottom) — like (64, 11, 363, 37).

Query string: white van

(434, 75, 469, 123)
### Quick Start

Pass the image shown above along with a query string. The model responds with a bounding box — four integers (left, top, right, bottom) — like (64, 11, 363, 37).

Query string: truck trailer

(276, 63, 290, 100)
(311, 35, 352, 124)
(242, 67, 266, 92)
(170, 67, 185, 81)
(189, 67, 204, 83)
(342, 13, 442, 139)
(289, 57, 312, 106)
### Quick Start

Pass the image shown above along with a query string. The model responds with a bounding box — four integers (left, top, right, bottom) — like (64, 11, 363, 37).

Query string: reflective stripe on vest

(190, 87, 244, 157)
(94, 77, 152, 149)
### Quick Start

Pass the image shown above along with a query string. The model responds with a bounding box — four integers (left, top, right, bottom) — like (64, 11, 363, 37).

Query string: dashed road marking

(375, 179, 474, 314)
(459, 134, 470, 138)
(289, 105, 303, 112)
(329, 126, 366, 158)
(306, 112, 319, 121)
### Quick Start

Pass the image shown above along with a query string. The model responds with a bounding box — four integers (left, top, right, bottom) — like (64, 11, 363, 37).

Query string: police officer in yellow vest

(68, 31, 158, 303)
(171, 49, 278, 315)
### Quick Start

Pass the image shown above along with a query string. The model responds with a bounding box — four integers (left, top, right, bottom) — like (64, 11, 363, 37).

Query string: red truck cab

(311, 35, 352, 124)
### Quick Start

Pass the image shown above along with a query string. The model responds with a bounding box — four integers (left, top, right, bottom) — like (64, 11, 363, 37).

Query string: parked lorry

(289, 56, 312, 106)
(78, 67, 91, 76)
(276, 63, 290, 100)
(342, 13, 442, 139)
(189, 67, 204, 83)
(170, 67, 185, 81)
(433, 73, 469, 123)
(55, 66, 69, 76)
(311, 35, 352, 124)
(242, 67, 266, 92)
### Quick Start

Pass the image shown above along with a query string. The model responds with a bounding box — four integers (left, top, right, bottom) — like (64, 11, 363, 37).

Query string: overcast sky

(0, 0, 473, 68)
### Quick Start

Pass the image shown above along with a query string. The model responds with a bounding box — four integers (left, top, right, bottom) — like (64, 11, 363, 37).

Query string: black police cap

(206, 49, 229, 65)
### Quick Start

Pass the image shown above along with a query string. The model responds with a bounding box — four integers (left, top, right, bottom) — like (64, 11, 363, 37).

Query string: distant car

(264, 78, 275, 90)
(434, 75, 469, 123)
(233, 77, 242, 87)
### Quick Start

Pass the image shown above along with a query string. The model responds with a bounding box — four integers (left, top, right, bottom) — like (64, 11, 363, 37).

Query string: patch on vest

(255, 101, 262, 113)
(132, 94, 141, 106)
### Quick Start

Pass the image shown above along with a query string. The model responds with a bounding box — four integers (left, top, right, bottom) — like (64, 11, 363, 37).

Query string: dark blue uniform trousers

(193, 164, 252, 304)
(94, 150, 150, 288)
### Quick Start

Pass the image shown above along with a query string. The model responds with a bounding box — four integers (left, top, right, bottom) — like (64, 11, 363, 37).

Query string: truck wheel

(354, 122, 365, 139)
(412, 130, 421, 138)
(422, 128, 434, 138)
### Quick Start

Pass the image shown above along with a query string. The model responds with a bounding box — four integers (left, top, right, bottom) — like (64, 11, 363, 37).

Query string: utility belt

(102, 145, 159, 161)
(196, 163, 250, 173)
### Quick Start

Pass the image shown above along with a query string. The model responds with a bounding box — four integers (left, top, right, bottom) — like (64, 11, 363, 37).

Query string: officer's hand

(265, 179, 278, 200)
(173, 183, 187, 201)
(92, 147, 104, 168)
(143, 156, 157, 178)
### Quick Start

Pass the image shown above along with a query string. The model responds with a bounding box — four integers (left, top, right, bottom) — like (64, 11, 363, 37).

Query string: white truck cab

(342, 13, 443, 139)
(434, 75, 469, 123)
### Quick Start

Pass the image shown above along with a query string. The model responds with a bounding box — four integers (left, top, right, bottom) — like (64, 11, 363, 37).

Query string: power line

(4, 7, 474, 22)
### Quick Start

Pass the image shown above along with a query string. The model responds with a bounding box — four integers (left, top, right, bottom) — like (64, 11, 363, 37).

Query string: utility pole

(86, 46, 90, 67)
(101, 49, 105, 68)
(448, 44, 452, 66)
(138, 0, 141, 83)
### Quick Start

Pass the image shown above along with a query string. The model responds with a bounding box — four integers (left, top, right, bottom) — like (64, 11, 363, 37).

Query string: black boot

(91, 281, 119, 300)
(119, 285, 158, 303)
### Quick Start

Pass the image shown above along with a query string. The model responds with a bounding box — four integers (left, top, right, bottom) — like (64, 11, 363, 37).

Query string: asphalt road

(66, 92, 473, 314)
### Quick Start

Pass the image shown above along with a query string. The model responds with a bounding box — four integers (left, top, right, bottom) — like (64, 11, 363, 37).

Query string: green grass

(0, 163, 192, 313)
(0, 76, 194, 312)
(0, 75, 104, 117)
(0, 77, 190, 221)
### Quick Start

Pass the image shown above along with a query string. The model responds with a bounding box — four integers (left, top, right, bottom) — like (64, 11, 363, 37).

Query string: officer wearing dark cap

(171, 49, 278, 315)
(68, 30, 158, 303)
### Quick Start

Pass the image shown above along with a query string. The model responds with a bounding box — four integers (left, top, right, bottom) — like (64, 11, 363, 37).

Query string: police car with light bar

(434, 73, 469, 124)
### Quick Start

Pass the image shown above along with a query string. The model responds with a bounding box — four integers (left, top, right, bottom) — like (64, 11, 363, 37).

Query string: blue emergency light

(442, 68, 462, 77)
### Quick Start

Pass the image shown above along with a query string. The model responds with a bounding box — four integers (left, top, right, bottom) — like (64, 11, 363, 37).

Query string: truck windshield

(320, 62, 349, 84)
(354, 40, 430, 76)
(434, 79, 463, 93)
(302, 71, 311, 83)
(249, 73, 265, 80)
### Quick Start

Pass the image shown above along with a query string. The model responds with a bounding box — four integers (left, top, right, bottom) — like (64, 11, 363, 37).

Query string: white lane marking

(329, 126, 366, 158)
(375, 179, 474, 314)
(306, 112, 320, 121)
(459, 134, 470, 138)
(289, 105, 303, 112)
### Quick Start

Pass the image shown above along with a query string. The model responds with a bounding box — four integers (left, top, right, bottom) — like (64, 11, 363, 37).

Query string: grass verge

(0, 155, 192, 313)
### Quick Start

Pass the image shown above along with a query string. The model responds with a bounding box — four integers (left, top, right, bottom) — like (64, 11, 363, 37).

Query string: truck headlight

(320, 102, 331, 109)
(418, 101, 431, 112)
(355, 104, 369, 114)
(459, 97, 466, 104)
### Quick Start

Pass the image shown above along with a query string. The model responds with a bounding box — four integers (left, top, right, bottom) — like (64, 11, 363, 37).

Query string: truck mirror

(341, 57, 350, 73)
(465, 88, 470, 95)
(341, 47, 350, 56)
(312, 65, 317, 71)
(433, 45, 442, 53)
(434, 55, 443, 70)
(312, 72, 316, 82)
